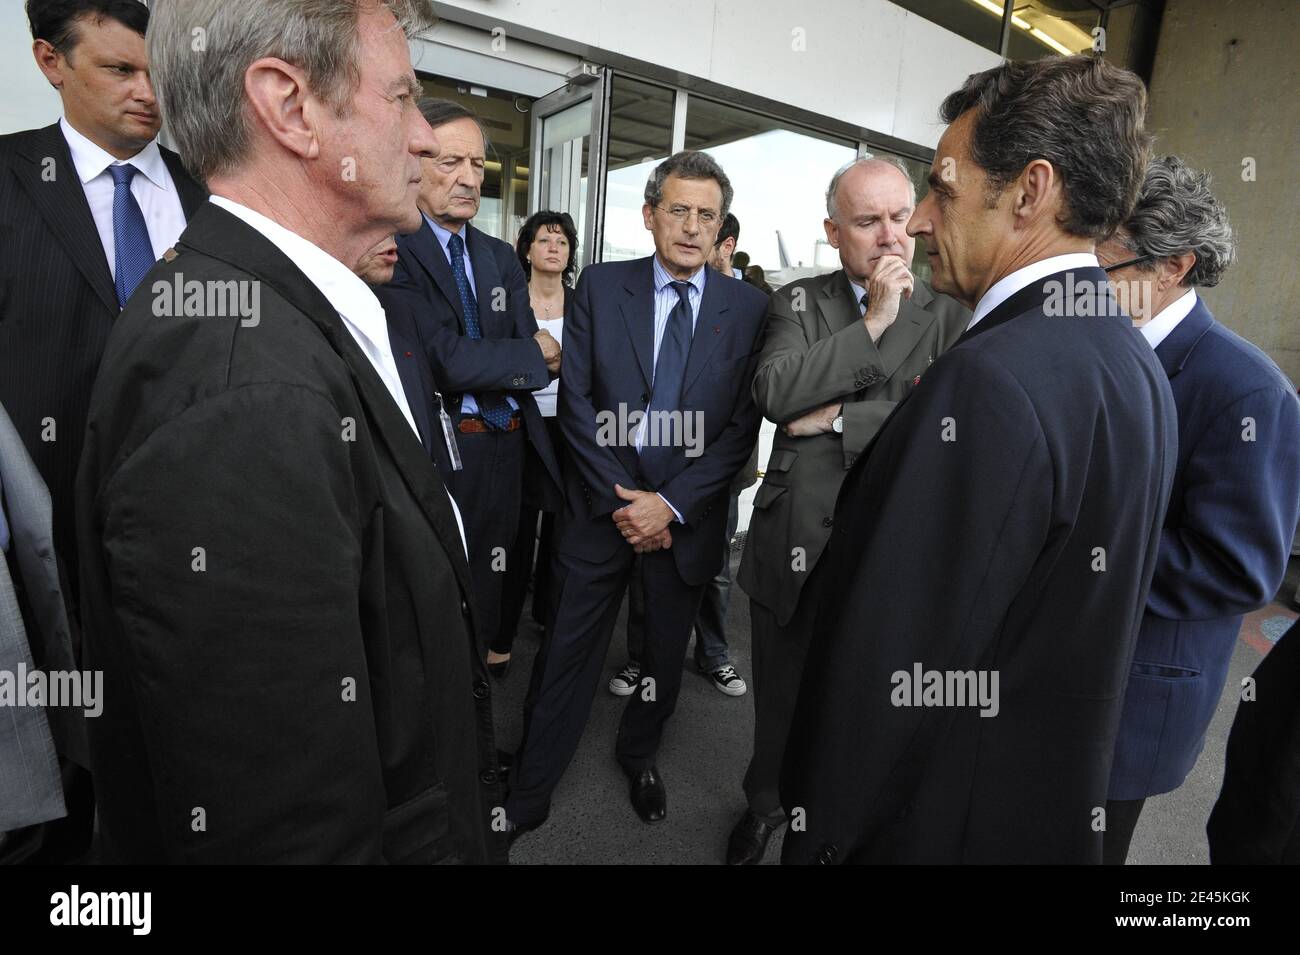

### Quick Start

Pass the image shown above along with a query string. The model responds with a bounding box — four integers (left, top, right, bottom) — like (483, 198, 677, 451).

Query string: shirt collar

(1139, 288, 1197, 350)
(209, 195, 388, 344)
(847, 277, 868, 313)
(652, 254, 707, 297)
(59, 116, 171, 191)
(968, 252, 1100, 330)
(425, 214, 467, 255)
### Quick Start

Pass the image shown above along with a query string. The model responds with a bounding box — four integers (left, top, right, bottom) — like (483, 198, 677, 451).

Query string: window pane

(685, 97, 857, 288)
(537, 98, 592, 268)
(602, 76, 676, 262)
(890, 0, 1004, 53)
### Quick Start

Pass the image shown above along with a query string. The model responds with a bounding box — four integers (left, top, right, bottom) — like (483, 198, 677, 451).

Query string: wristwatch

(832, 414, 844, 434)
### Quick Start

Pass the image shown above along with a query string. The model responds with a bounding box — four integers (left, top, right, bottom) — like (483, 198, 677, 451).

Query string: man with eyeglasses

(1096, 156, 1300, 865)
(504, 151, 769, 840)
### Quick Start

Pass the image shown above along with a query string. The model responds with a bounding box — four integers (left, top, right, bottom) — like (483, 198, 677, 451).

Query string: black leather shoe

(496, 749, 513, 784)
(628, 766, 667, 823)
(726, 810, 782, 865)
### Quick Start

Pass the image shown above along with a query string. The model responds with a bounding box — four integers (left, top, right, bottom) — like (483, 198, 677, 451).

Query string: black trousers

(505, 543, 706, 826)
(443, 422, 525, 659)
(495, 416, 563, 653)
(1103, 797, 1146, 865)
(744, 558, 827, 820)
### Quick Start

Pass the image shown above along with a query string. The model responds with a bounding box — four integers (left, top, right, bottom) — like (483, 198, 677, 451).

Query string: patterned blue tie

(447, 231, 513, 430)
(638, 280, 694, 486)
(109, 164, 154, 308)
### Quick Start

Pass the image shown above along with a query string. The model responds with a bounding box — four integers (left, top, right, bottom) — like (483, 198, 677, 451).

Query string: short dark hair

(516, 210, 579, 286)
(644, 150, 734, 218)
(27, 0, 148, 57)
(715, 213, 740, 248)
(939, 54, 1152, 239)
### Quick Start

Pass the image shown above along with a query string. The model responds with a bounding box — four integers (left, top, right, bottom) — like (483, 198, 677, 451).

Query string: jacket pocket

(1131, 660, 1201, 681)
(382, 782, 453, 865)
(751, 482, 788, 510)
(765, 448, 797, 476)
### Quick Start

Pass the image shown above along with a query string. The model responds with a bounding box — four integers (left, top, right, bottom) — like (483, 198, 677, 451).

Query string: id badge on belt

(432, 390, 463, 471)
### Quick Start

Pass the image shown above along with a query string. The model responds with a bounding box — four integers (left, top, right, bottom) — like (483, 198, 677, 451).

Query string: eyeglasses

(656, 204, 720, 226)
(1102, 254, 1154, 273)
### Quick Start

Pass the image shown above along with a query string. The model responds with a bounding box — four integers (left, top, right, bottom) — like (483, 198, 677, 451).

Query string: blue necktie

(639, 280, 694, 486)
(447, 232, 513, 430)
(109, 164, 154, 308)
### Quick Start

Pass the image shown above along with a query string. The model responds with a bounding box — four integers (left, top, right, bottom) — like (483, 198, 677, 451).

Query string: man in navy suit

(505, 151, 768, 835)
(375, 99, 561, 667)
(780, 55, 1178, 864)
(1097, 156, 1300, 864)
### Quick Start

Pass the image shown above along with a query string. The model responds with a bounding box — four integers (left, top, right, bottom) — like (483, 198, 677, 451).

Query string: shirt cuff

(657, 493, 684, 524)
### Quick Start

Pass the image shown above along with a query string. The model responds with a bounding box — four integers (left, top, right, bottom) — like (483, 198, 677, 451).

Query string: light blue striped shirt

(638, 256, 708, 522)
(426, 215, 519, 415)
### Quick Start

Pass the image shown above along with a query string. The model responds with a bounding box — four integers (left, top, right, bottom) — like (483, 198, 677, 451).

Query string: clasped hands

(613, 483, 675, 553)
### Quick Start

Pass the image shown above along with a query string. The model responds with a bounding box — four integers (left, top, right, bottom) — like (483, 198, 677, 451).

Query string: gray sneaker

(608, 662, 641, 696)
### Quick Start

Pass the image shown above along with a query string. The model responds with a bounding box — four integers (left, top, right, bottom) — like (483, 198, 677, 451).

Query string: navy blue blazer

(1109, 296, 1300, 800)
(781, 266, 1177, 864)
(555, 256, 768, 586)
(376, 220, 561, 507)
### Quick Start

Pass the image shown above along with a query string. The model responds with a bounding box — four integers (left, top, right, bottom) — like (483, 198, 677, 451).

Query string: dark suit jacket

(1207, 617, 1300, 864)
(76, 203, 505, 864)
(739, 270, 970, 625)
(0, 123, 205, 604)
(556, 256, 768, 586)
(1109, 297, 1300, 800)
(376, 220, 560, 509)
(780, 266, 1177, 864)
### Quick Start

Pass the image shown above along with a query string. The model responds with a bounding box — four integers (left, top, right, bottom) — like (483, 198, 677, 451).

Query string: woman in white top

(491, 211, 579, 677)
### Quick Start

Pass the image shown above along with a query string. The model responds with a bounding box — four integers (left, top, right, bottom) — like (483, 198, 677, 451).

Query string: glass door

(529, 68, 608, 273)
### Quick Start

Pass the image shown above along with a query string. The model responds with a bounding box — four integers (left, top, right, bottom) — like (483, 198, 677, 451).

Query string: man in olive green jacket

(728, 157, 970, 864)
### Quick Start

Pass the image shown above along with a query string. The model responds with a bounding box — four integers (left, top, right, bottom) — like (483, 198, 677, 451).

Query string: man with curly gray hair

(1098, 156, 1300, 864)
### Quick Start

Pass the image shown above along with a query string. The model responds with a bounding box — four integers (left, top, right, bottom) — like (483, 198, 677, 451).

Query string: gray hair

(825, 155, 917, 219)
(148, 0, 437, 183)
(644, 150, 734, 218)
(1113, 156, 1236, 288)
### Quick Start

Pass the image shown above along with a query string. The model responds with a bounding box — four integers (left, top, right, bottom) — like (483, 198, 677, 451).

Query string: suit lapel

(466, 224, 503, 337)
(875, 292, 937, 380)
(408, 220, 467, 332)
(1153, 296, 1213, 380)
(179, 205, 475, 596)
(682, 270, 730, 396)
(160, 147, 208, 218)
(13, 124, 118, 313)
(818, 271, 860, 339)
(620, 258, 656, 390)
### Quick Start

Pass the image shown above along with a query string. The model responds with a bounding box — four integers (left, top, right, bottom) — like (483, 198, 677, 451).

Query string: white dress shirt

(209, 195, 467, 554)
(532, 313, 564, 417)
(967, 252, 1100, 331)
(60, 118, 187, 280)
(1138, 288, 1197, 350)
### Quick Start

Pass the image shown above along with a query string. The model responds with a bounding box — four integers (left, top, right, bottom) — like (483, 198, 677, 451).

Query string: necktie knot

(447, 231, 465, 259)
(670, 280, 692, 309)
(860, 291, 869, 313)
(109, 163, 138, 187)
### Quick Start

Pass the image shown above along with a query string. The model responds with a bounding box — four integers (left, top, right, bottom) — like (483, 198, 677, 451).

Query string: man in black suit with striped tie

(0, 1, 206, 621)
(0, 0, 204, 863)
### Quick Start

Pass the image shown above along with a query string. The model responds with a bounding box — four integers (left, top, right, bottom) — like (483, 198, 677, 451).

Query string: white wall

(431, 0, 1000, 149)
(0, 4, 63, 135)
